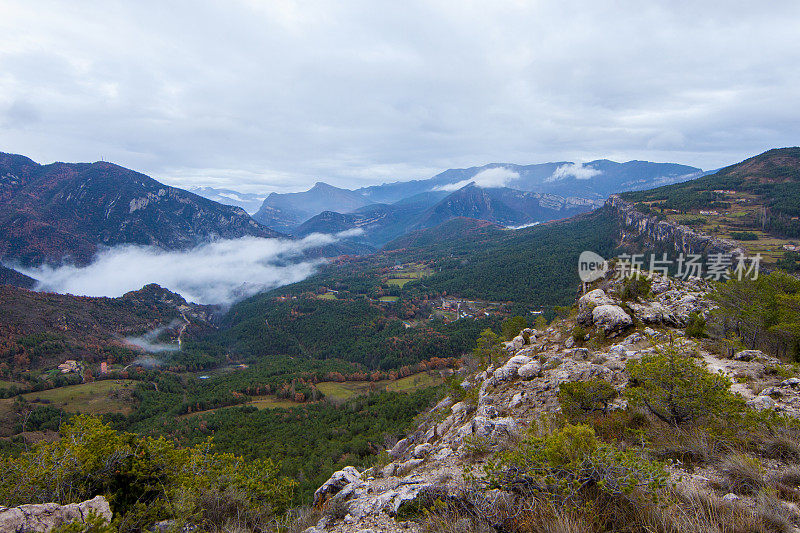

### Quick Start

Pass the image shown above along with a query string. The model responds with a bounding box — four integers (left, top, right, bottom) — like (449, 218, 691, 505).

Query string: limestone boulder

(0, 496, 112, 533)
(517, 361, 541, 379)
(313, 466, 360, 506)
(493, 355, 532, 382)
(592, 305, 632, 335)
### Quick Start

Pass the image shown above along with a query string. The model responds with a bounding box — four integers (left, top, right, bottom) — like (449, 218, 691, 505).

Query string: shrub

(443, 374, 478, 406)
(683, 216, 708, 227)
(418, 499, 494, 533)
(625, 341, 737, 426)
(572, 325, 587, 342)
(619, 273, 652, 301)
(51, 511, 116, 533)
(461, 435, 493, 459)
(685, 312, 707, 338)
(554, 305, 572, 319)
(0, 416, 296, 532)
(483, 424, 667, 502)
(558, 379, 618, 419)
(501, 316, 528, 341)
(761, 435, 800, 461)
(322, 496, 350, 520)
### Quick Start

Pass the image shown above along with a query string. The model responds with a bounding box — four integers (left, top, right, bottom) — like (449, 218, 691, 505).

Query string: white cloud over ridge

(546, 163, 602, 182)
(20, 231, 360, 305)
(434, 167, 520, 191)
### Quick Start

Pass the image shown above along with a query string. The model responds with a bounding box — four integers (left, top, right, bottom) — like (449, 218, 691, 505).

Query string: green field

(180, 395, 304, 419)
(0, 380, 24, 389)
(385, 264, 433, 287)
(246, 396, 304, 409)
(22, 380, 136, 415)
(317, 371, 441, 402)
(386, 372, 440, 392)
(316, 292, 337, 300)
(378, 296, 399, 302)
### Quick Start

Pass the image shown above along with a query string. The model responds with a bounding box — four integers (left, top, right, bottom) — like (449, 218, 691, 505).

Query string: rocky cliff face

(0, 496, 112, 532)
(606, 195, 745, 259)
(305, 273, 800, 533)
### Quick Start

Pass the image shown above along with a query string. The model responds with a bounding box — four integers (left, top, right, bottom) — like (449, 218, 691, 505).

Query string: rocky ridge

(305, 272, 800, 533)
(607, 195, 745, 259)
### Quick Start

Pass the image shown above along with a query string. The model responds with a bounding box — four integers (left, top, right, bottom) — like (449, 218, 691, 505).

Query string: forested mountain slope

(0, 152, 281, 266)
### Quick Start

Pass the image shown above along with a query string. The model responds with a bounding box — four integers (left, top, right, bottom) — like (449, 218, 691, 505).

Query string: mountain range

(356, 159, 703, 203)
(188, 186, 265, 214)
(242, 159, 701, 246)
(0, 151, 705, 273)
(0, 153, 282, 267)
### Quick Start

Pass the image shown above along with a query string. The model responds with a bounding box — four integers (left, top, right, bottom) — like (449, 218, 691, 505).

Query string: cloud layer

(20, 233, 348, 305)
(434, 167, 520, 191)
(1, 1, 799, 192)
(546, 163, 603, 182)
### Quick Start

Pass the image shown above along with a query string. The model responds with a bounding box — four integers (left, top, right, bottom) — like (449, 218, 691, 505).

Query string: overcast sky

(1, 1, 798, 194)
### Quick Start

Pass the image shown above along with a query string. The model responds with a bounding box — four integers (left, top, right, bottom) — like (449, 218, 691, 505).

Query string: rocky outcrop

(591, 304, 633, 335)
(307, 273, 800, 532)
(0, 496, 112, 532)
(607, 195, 745, 259)
(313, 467, 362, 507)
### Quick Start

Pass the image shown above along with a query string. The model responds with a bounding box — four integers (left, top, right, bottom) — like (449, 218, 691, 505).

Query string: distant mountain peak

(0, 152, 281, 266)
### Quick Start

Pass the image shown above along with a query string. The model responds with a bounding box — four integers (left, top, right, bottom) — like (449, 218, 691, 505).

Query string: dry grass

(761, 435, 800, 462)
(280, 506, 322, 533)
(716, 453, 766, 496)
(646, 424, 717, 466)
(416, 485, 795, 533)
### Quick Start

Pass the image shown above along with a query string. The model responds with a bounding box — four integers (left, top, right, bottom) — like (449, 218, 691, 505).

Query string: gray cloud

(1, 1, 799, 194)
(19, 233, 351, 305)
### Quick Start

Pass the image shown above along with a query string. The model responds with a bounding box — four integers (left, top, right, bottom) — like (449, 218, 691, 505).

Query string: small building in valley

(58, 360, 79, 374)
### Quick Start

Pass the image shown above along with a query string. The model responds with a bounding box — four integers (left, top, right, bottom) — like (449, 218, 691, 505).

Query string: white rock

(508, 391, 527, 409)
(313, 466, 361, 505)
(433, 396, 454, 411)
(433, 447, 453, 461)
(394, 458, 423, 476)
(579, 289, 615, 310)
(473, 416, 517, 440)
(517, 361, 541, 379)
(413, 443, 433, 458)
(592, 305, 633, 335)
(381, 463, 397, 478)
(747, 396, 776, 411)
(493, 355, 533, 381)
(436, 415, 455, 436)
(389, 437, 413, 458)
(0, 496, 113, 533)
(508, 354, 534, 366)
(451, 401, 470, 416)
(457, 421, 474, 439)
(733, 349, 765, 362)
